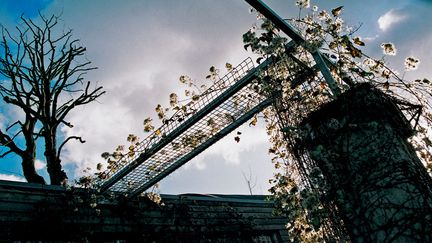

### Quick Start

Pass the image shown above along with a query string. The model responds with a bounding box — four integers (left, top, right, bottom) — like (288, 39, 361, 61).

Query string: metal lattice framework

(93, 1, 432, 242)
(98, 0, 341, 197)
(99, 57, 277, 196)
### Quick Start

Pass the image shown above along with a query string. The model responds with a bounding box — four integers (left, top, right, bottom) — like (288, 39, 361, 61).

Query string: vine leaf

(353, 37, 365, 46)
(331, 6, 343, 17)
(155, 129, 161, 136)
(249, 116, 258, 126)
(256, 57, 264, 64)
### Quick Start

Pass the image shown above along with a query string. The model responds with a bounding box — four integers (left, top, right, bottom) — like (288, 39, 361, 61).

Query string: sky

(0, 0, 431, 195)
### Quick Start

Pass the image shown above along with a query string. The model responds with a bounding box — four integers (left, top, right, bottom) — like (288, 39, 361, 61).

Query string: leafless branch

(6, 121, 22, 131)
(242, 168, 257, 195)
(0, 149, 13, 158)
(0, 129, 23, 156)
(57, 135, 85, 158)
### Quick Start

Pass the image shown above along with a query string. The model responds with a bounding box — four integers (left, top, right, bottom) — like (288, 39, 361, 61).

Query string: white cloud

(378, 9, 407, 31)
(0, 113, 5, 130)
(0, 173, 26, 182)
(35, 159, 46, 170)
(363, 34, 379, 42)
(60, 100, 140, 178)
(185, 123, 269, 170)
(36, 0, 256, 185)
(0, 0, 427, 195)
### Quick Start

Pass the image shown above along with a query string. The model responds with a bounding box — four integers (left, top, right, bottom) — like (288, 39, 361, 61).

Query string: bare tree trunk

(45, 128, 67, 185)
(22, 115, 46, 184)
(21, 155, 45, 184)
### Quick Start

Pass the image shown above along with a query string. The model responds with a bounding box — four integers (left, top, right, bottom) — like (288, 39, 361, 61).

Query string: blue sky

(0, 0, 431, 194)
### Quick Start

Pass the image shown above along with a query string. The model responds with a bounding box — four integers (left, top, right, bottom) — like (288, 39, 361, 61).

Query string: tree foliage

(0, 14, 105, 185)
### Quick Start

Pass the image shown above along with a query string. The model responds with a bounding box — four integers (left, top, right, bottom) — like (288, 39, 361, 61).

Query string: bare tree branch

(0, 149, 13, 158)
(57, 135, 85, 159)
(242, 169, 257, 195)
(6, 121, 22, 131)
(0, 129, 24, 156)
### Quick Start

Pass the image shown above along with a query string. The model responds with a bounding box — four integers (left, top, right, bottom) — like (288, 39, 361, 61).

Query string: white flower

(146, 192, 163, 205)
(169, 93, 178, 106)
(256, 13, 264, 20)
(179, 75, 187, 83)
(404, 56, 420, 71)
(318, 10, 330, 21)
(363, 58, 376, 67)
(303, 15, 313, 24)
(381, 42, 397, 56)
(296, 0, 310, 8)
(334, 17, 344, 33)
(249, 24, 257, 33)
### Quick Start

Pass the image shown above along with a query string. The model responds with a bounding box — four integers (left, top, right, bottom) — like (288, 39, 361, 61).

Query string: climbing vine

(242, 1, 432, 241)
(78, 1, 432, 241)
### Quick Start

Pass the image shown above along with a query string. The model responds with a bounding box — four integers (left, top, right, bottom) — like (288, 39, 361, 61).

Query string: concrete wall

(300, 84, 432, 242)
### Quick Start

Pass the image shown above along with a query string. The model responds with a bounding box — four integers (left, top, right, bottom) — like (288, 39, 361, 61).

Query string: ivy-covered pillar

(299, 83, 432, 242)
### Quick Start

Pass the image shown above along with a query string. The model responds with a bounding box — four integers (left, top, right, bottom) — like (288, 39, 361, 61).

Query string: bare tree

(0, 14, 105, 185)
(242, 168, 257, 195)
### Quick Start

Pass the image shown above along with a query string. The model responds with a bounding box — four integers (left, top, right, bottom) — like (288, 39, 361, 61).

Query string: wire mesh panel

(120, 88, 269, 195)
(99, 57, 271, 193)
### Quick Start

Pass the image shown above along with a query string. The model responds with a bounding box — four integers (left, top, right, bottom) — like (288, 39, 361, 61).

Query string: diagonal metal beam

(99, 57, 274, 193)
(245, 0, 341, 96)
(128, 95, 276, 198)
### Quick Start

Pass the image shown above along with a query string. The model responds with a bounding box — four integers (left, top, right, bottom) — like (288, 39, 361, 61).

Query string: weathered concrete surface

(300, 83, 432, 242)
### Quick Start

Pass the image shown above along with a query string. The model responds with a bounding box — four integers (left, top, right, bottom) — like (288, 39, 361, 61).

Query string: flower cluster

(405, 56, 420, 71)
(243, 2, 432, 242)
(381, 42, 397, 56)
(296, 0, 311, 9)
(144, 192, 164, 206)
